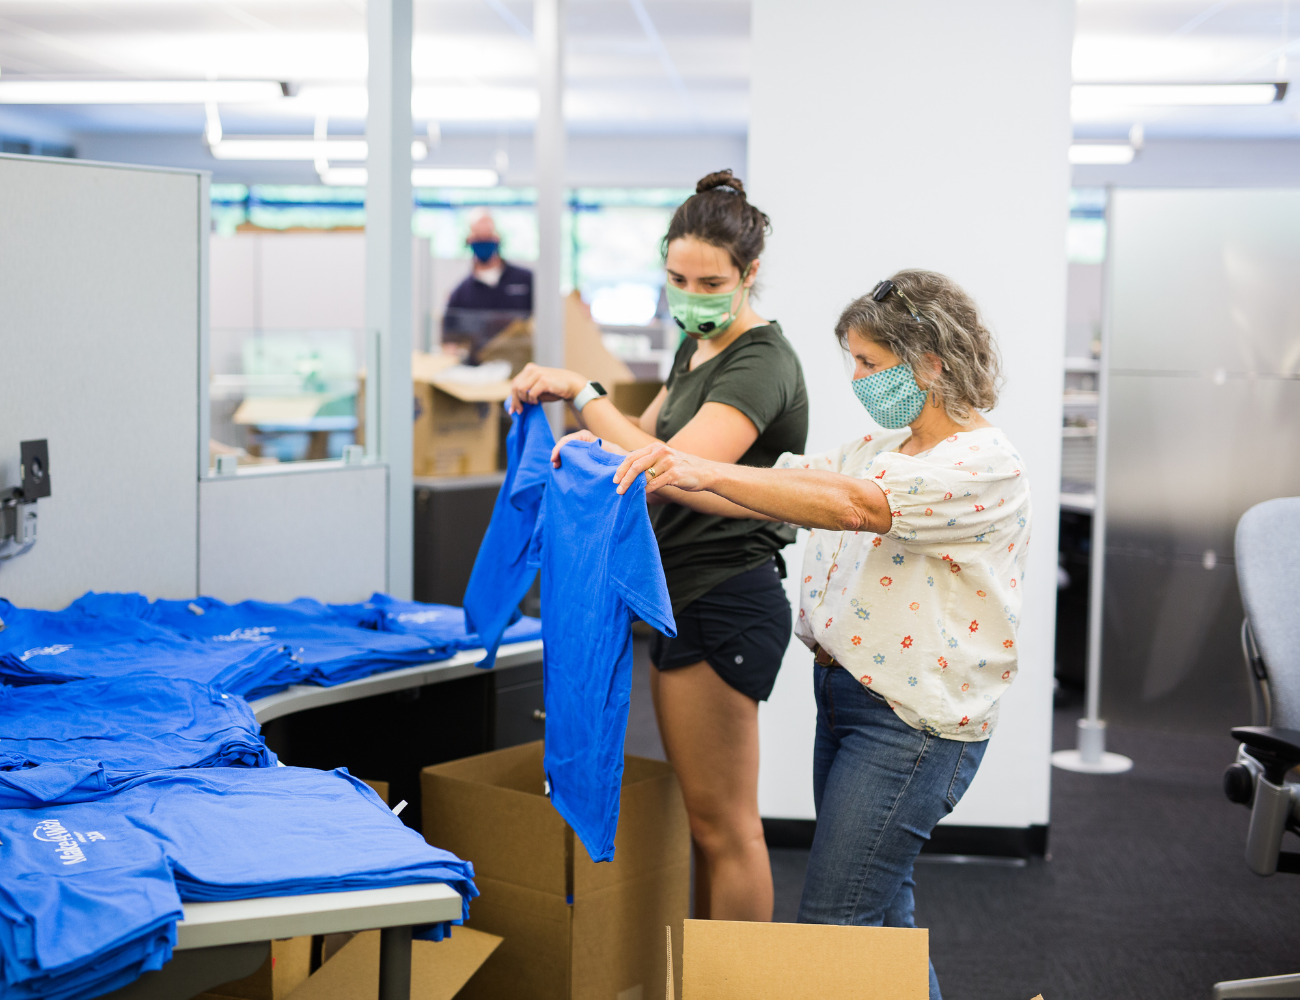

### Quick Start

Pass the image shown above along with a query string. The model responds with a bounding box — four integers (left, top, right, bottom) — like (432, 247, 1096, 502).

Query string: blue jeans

(797, 663, 988, 1000)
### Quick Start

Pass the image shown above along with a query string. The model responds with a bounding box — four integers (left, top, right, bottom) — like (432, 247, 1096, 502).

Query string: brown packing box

(666, 922, 1044, 1000)
(284, 927, 502, 1000)
(670, 921, 927, 1000)
(358, 353, 513, 478)
(194, 936, 312, 1000)
(422, 741, 690, 1000)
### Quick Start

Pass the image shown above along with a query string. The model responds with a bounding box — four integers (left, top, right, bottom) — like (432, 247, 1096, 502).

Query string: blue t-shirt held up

(526, 438, 675, 863)
(467, 404, 675, 862)
(463, 402, 555, 668)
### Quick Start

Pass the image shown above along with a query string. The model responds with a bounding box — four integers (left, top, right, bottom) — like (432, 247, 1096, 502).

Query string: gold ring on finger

(647, 467, 658, 479)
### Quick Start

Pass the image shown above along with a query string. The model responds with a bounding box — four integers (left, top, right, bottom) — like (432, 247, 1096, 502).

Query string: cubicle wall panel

(0, 156, 201, 608)
(1103, 187, 1300, 733)
(1100, 552, 1247, 732)
(199, 465, 387, 603)
(1099, 373, 1300, 732)
(1109, 189, 1300, 378)
(1105, 375, 1300, 560)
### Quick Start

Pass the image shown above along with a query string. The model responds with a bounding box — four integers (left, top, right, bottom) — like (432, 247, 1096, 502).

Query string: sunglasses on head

(871, 279, 922, 322)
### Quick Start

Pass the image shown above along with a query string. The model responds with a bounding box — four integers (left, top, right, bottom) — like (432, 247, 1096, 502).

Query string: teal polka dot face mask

(852, 364, 929, 429)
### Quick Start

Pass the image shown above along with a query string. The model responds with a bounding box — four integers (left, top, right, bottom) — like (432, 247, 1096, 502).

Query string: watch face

(590, 382, 607, 395)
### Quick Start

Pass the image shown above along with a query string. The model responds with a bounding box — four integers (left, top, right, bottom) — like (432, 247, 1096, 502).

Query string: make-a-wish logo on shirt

(212, 626, 277, 642)
(19, 644, 73, 661)
(33, 820, 106, 866)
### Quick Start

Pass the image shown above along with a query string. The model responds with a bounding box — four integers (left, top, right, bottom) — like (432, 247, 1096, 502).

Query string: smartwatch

(573, 381, 608, 412)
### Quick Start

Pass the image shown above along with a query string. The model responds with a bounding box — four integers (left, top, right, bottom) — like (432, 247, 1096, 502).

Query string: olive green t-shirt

(651, 321, 809, 614)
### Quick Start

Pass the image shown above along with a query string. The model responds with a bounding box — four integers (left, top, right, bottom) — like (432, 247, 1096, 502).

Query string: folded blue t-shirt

(0, 674, 274, 774)
(0, 600, 293, 697)
(463, 403, 555, 668)
(69, 594, 447, 693)
(523, 438, 675, 862)
(0, 767, 479, 1000)
(339, 594, 542, 650)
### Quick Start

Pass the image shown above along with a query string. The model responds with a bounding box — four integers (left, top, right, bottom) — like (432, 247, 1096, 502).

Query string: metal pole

(534, 0, 566, 436)
(1053, 184, 1132, 775)
(366, 0, 414, 599)
(377, 925, 412, 1000)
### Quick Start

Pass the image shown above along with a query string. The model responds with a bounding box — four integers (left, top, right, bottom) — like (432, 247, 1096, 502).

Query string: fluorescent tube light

(212, 138, 429, 162)
(0, 80, 285, 104)
(319, 167, 369, 186)
(211, 139, 368, 161)
(1069, 144, 1136, 165)
(319, 167, 500, 187)
(1072, 82, 1284, 110)
(412, 168, 499, 187)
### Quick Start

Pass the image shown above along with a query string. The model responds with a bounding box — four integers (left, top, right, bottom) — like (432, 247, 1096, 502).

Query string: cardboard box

(195, 936, 312, 1000)
(358, 353, 513, 478)
(669, 921, 927, 1000)
(665, 922, 1043, 1000)
(284, 927, 502, 1000)
(421, 741, 690, 1000)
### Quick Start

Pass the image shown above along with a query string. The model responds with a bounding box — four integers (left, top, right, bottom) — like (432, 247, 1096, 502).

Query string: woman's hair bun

(696, 169, 746, 199)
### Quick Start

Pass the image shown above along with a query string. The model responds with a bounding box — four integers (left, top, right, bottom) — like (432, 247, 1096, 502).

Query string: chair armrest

(1233, 727, 1300, 784)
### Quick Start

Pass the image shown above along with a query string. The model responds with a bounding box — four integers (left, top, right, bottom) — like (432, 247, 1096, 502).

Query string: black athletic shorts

(650, 558, 792, 702)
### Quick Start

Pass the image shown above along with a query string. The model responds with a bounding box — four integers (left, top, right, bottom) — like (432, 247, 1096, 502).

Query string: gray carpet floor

(625, 638, 1300, 1000)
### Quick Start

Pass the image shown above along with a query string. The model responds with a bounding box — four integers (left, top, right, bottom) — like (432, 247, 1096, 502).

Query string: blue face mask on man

(852, 363, 929, 429)
(469, 240, 500, 263)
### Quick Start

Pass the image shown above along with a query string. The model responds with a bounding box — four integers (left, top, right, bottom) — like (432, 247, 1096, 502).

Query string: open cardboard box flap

(285, 927, 501, 1000)
(663, 921, 1045, 1000)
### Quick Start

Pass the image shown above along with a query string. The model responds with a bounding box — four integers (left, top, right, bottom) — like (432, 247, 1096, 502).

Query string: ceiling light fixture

(318, 167, 500, 188)
(212, 138, 434, 162)
(1068, 144, 1136, 165)
(1072, 82, 1286, 110)
(0, 80, 286, 104)
(211, 138, 368, 161)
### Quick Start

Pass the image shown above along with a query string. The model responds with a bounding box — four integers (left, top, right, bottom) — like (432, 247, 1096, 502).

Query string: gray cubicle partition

(1101, 189, 1300, 732)
(0, 154, 205, 607)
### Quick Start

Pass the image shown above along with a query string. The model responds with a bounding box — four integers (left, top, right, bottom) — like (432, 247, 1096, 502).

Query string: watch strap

(573, 381, 608, 412)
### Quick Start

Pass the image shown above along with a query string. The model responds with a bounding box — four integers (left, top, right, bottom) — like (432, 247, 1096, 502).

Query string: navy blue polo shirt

(446, 262, 533, 312)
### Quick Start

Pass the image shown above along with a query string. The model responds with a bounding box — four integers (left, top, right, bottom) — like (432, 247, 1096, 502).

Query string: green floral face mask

(665, 266, 751, 340)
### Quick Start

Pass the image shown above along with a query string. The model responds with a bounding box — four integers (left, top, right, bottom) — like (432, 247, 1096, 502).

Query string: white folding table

(105, 640, 544, 1000)
(101, 883, 463, 1000)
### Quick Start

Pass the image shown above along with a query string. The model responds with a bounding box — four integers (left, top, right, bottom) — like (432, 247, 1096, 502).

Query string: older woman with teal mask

(608, 271, 1032, 1000)
(510, 170, 809, 924)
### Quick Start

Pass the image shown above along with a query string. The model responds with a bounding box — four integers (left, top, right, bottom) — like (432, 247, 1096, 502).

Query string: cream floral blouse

(776, 426, 1032, 741)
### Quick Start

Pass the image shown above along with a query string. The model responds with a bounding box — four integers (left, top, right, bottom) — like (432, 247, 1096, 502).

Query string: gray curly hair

(834, 269, 1002, 423)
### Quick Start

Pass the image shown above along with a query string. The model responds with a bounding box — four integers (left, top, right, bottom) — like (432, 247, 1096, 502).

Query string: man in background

(441, 213, 533, 363)
(446, 213, 533, 314)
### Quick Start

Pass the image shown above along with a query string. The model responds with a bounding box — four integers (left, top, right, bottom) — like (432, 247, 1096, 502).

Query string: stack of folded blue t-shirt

(69, 593, 449, 692)
(335, 593, 542, 651)
(0, 600, 293, 698)
(0, 674, 274, 774)
(0, 766, 477, 1000)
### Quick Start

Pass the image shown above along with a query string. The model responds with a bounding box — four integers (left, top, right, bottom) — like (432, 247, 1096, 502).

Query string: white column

(366, 0, 414, 599)
(534, 0, 566, 434)
(749, 0, 1073, 831)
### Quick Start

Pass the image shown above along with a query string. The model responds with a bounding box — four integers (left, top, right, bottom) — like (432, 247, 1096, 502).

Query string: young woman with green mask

(509, 169, 809, 923)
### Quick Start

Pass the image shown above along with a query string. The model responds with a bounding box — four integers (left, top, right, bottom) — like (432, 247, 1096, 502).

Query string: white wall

(0, 155, 203, 609)
(749, 0, 1073, 829)
(198, 464, 388, 604)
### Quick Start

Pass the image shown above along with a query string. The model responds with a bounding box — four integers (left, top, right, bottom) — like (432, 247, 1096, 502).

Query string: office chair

(1215, 497, 1300, 999)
